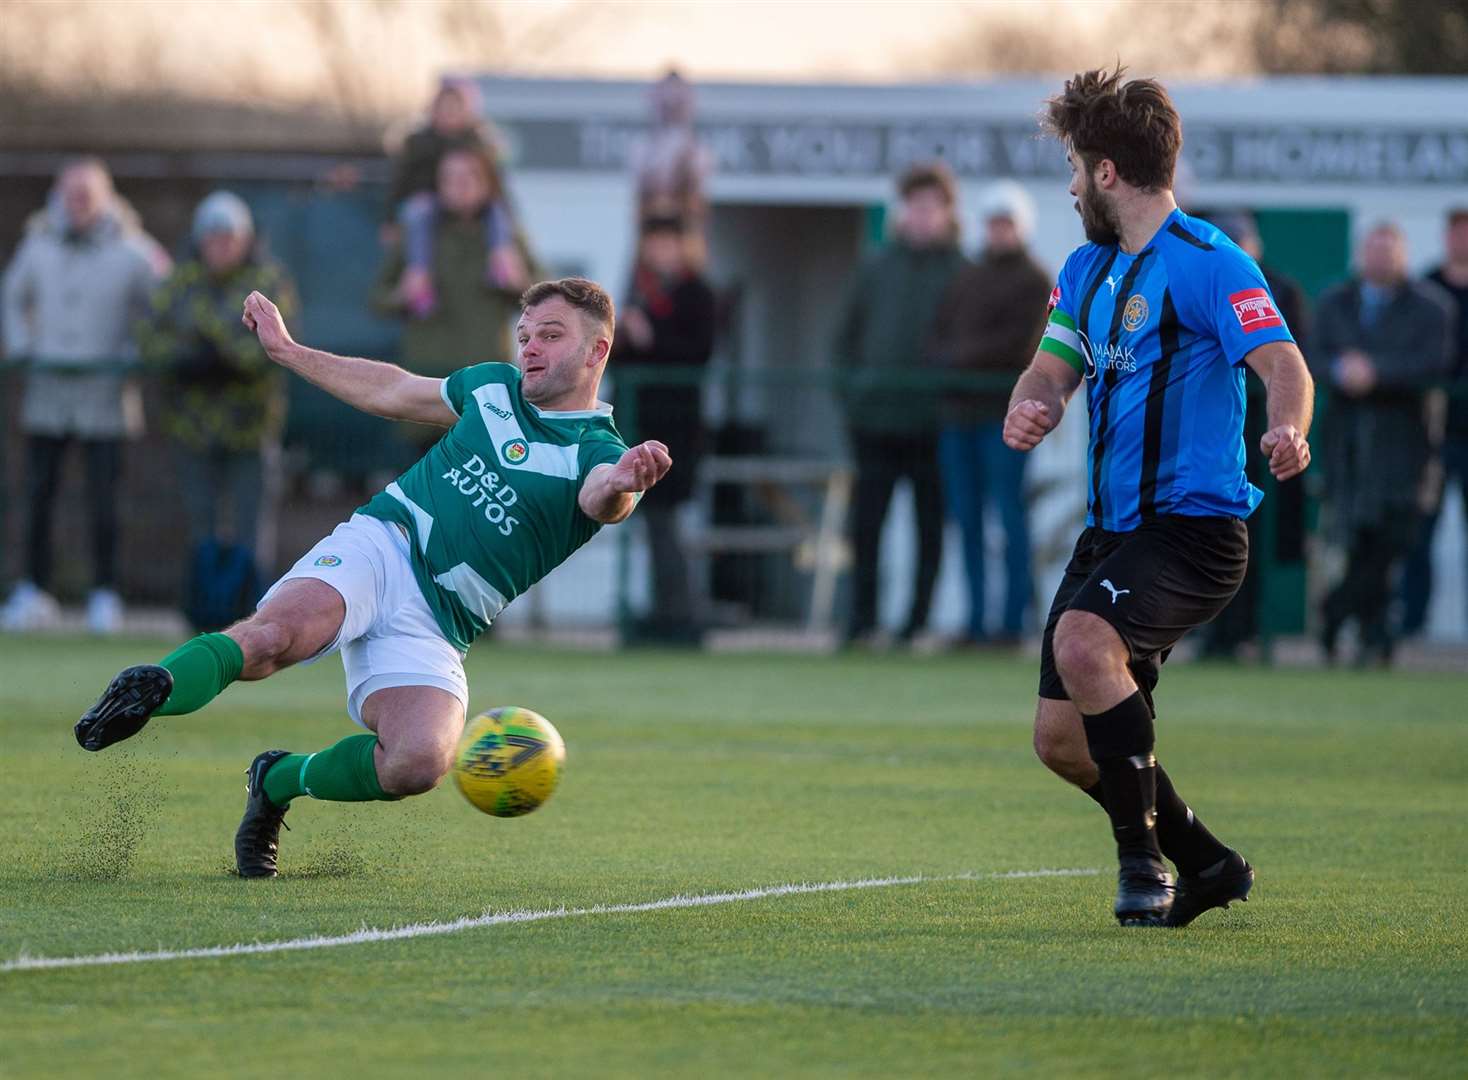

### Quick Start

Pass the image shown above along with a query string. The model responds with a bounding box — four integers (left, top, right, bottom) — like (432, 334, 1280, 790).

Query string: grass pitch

(1, 635, 1464, 1078)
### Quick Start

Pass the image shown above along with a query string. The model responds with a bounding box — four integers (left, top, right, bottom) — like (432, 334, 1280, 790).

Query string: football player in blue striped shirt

(1004, 68, 1314, 927)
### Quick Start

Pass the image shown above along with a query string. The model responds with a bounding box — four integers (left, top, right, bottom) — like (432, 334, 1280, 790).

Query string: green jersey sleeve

(442, 362, 519, 417)
(577, 430, 628, 479)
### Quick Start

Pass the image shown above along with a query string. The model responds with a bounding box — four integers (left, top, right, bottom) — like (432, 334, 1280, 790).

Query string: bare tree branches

(0, 0, 606, 125)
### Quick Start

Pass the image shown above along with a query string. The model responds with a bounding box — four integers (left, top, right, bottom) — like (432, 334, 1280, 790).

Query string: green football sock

(154, 633, 245, 716)
(263, 733, 394, 807)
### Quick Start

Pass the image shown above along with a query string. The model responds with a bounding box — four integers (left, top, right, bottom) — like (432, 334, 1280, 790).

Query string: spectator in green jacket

(832, 162, 965, 646)
(387, 78, 526, 318)
(374, 146, 534, 375)
(139, 191, 298, 575)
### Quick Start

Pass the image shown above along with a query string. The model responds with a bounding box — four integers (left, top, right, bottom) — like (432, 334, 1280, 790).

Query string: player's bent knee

(380, 746, 454, 797)
(1052, 612, 1124, 689)
(1051, 633, 1104, 689)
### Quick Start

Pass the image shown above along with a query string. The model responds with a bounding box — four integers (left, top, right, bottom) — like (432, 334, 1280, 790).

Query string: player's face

(516, 297, 604, 405)
(1068, 152, 1120, 247)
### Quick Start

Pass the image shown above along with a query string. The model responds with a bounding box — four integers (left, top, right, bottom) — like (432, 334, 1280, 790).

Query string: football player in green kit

(74, 278, 671, 877)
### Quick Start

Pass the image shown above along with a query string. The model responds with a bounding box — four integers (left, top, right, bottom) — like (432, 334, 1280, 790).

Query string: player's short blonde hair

(520, 277, 616, 340)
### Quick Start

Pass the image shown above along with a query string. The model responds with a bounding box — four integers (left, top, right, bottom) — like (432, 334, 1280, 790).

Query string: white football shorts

(259, 513, 469, 728)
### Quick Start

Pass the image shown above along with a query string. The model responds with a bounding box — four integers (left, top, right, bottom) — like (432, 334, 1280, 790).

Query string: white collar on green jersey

(528, 400, 613, 419)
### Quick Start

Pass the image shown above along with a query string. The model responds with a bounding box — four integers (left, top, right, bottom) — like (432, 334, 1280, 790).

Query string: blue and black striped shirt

(1038, 209, 1295, 532)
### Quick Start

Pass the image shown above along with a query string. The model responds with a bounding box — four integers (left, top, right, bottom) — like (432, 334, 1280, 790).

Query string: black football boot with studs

(75, 665, 174, 752)
(1114, 850, 1176, 927)
(1166, 851, 1254, 927)
(235, 750, 292, 878)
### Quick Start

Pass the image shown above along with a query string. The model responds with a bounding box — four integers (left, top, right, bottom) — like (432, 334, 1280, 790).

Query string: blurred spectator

(1400, 207, 1468, 636)
(1311, 222, 1454, 666)
(633, 70, 712, 270)
(386, 78, 525, 318)
(374, 146, 536, 442)
(1200, 210, 1310, 659)
(138, 191, 299, 616)
(1, 157, 165, 633)
(928, 182, 1049, 646)
(833, 163, 964, 646)
(613, 215, 716, 642)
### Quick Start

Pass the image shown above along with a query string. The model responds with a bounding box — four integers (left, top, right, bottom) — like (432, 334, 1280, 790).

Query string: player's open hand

(1003, 400, 1055, 451)
(1261, 424, 1311, 481)
(609, 440, 672, 494)
(241, 291, 294, 360)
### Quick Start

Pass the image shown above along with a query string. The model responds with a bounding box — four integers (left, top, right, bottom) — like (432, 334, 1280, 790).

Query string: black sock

(1085, 769, 1231, 873)
(1082, 692, 1162, 864)
(1153, 767, 1231, 877)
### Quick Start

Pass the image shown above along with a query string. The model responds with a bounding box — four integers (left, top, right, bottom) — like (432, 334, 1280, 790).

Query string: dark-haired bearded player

(1004, 68, 1314, 926)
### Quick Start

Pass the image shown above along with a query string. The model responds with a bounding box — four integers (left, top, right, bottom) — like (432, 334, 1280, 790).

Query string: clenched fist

(1260, 424, 1311, 481)
(1003, 399, 1056, 451)
(241, 291, 294, 361)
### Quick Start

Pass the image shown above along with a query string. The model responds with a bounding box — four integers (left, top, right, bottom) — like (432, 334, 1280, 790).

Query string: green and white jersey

(358, 363, 628, 650)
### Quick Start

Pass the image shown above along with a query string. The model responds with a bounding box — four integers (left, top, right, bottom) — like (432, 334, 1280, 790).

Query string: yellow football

(452, 707, 566, 817)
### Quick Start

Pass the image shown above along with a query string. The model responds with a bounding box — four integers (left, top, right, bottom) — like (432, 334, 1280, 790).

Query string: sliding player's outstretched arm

(1244, 340, 1314, 481)
(579, 440, 672, 524)
(242, 290, 456, 427)
(1003, 351, 1083, 452)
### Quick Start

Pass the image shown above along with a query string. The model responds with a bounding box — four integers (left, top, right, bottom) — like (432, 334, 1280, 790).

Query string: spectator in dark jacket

(1201, 210, 1310, 659)
(928, 182, 1050, 645)
(1400, 206, 1468, 636)
(613, 215, 716, 640)
(1311, 222, 1455, 666)
(139, 191, 299, 577)
(387, 78, 526, 318)
(833, 163, 964, 646)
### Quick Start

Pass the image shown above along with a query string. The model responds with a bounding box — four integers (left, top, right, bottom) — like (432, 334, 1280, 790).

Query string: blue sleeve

(1195, 246, 1296, 366)
(1050, 248, 1084, 323)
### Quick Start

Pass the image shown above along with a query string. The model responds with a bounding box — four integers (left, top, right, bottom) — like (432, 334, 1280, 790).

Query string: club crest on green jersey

(501, 439, 529, 465)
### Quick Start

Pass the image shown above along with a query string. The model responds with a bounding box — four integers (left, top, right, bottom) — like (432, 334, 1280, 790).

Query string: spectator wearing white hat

(928, 181, 1052, 646)
(1, 157, 166, 633)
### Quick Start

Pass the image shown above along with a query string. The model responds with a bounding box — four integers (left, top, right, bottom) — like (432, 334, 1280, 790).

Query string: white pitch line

(1, 868, 1098, 974)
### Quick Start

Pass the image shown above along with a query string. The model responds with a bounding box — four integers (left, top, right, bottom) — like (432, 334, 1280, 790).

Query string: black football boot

(235, 750, 292, 878)
(75, 665, 174, 752)
(1166, 851, 1254, 928)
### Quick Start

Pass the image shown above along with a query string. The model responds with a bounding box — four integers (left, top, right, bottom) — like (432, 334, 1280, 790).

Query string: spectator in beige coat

(1, 157, 166, 632)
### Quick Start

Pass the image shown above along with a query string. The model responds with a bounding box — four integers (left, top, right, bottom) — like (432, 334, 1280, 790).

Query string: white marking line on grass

(2, 868, 1097, 974)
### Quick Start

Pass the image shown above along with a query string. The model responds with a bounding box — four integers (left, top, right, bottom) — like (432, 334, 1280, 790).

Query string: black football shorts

(1038, 515, 1249, 712)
